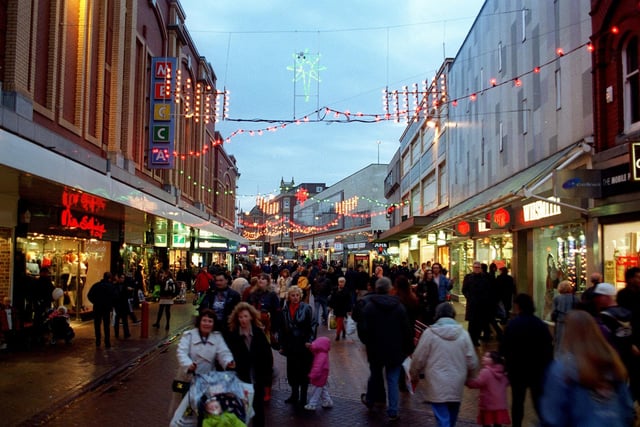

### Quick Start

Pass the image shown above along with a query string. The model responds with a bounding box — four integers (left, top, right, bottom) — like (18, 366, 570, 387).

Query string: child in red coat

(466, 351, 511, 427)
(304, 336, 333, 411)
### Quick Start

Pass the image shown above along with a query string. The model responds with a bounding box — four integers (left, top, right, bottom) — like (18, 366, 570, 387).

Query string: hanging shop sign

(148, 57, 177, 169)
(492, 207, 512, 229)
(60, 190, 107, 238)
(456, 221, 471, 236)
(553, 169, 602, 198)
(631, 142, 640, 181)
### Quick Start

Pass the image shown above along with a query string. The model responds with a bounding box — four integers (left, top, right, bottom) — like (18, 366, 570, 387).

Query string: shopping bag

(402, 356, 414, 394)
(327, 311, 336, 330)
(345, 314, 356, 335)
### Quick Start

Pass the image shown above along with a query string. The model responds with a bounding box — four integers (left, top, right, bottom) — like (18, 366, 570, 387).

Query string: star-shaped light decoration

(287, 49, 326, 102)
(296, 187, 309, 205)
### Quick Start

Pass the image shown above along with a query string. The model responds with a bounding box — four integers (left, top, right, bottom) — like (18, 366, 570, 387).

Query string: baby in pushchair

(46, 306, 75, 345)
(171, 371, 254, 427)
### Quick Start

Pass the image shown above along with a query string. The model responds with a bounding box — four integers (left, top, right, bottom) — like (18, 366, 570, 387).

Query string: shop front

(16, 187, 121, 319)
(512, 196, 587, 320)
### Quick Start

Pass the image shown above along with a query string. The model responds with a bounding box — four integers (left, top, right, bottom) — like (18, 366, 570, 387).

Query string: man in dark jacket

(359, 276, 413, 422)
(199, 270, 241, 337)
(88, 272, 116, 348)
(462, 261, 492, 346)
(500, 293, 553, 427)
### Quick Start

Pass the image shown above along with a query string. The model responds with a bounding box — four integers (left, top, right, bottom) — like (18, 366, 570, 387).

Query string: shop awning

(2, 129, 248, 244)
(419, 142, 592, 234)
(377, 215, 435, 241)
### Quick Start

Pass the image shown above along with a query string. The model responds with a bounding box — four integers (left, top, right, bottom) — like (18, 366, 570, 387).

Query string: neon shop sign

(60, 190, 107, 238)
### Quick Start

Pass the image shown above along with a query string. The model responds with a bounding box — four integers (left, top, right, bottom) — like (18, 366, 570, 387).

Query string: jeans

(314, 297, 329, 325)
(366, 363, 401, 417)
(431, 401, 461, 427)
(93, 309, 111, 347)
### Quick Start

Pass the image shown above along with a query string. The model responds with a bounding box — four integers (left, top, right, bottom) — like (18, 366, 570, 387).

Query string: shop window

(603, 222, 640, 289)
(623, 36, 640, 133)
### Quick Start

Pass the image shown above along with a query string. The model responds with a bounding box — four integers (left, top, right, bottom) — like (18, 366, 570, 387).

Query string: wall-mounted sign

(522, 197, 561, 222)
(631, 142, 640, 182)
(148, 57, 176, 169)
(60, 190, 107, 238)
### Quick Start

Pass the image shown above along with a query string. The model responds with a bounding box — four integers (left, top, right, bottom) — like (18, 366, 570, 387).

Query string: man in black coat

(88, 272, 116, 348)
(359, 277, 413, 422)
(500, 293, 553, 427)
(462, 261, 492, 346)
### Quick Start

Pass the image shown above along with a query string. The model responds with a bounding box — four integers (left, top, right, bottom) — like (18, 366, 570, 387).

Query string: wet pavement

(0, 296, 539, 426)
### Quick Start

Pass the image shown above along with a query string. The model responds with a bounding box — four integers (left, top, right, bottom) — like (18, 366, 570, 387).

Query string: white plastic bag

(402, 356, 414, 394)
(345, 314, 356, 335)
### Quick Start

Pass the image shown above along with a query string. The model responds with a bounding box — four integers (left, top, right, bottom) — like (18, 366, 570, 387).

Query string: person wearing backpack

(153, 269, 176, 330)
(592, 283, 634, 374)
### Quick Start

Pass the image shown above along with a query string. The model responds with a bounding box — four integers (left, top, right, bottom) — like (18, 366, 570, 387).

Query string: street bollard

(140, 301, 149, 338)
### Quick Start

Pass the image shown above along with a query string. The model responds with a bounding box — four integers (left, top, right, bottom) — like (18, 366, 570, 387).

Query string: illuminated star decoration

(296, 187, 309, 205)
(287, 49, 326, 102)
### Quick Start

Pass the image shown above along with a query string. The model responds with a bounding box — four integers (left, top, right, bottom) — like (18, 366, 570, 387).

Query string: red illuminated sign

(492, 208, 511, 228)
(61, 190, 107, 238)
(457, 221, 471, 236)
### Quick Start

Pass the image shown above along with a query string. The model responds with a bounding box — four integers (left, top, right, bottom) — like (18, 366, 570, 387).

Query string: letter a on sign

(152, 150, 170, 165)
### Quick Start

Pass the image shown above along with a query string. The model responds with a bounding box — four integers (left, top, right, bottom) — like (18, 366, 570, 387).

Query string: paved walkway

(0, 296, 539, 426)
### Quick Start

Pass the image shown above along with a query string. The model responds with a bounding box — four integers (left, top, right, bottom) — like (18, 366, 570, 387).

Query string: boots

(300, 384, 308, 406)
(285, 385, 299, 404)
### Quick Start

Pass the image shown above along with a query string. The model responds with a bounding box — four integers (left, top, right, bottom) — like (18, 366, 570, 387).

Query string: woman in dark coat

(328, 276, 353, 340)
(226, 302, 273, 427)
(278, 286, 316, 406)
(416, 269, 439, 324)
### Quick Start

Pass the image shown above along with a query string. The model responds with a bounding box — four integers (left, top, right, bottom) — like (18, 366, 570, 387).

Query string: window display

(603, 222, 640, 290)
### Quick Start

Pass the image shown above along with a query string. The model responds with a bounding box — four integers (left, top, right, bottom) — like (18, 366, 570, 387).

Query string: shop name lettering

(60, 191, 107, 238)
(602, 172, 629, 186)
(522, 198, 561, 222)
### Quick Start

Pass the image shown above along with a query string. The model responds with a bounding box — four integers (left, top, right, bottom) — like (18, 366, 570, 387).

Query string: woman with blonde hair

(540, 309, 634, 426)
(550, 280, 578, 350)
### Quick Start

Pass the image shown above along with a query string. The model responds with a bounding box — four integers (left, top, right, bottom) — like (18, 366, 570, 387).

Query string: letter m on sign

(155, 61, 172, 78)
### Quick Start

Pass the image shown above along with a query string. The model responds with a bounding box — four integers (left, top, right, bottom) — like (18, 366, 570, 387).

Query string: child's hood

(486, 363, 506, 380)
(311, 336, 331, 353)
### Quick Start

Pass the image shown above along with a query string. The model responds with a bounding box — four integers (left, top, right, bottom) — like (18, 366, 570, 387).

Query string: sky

(178, 0, 485, 212)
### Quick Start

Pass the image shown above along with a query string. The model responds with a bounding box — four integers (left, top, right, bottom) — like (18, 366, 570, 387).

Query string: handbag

(172, 379, 191, 395)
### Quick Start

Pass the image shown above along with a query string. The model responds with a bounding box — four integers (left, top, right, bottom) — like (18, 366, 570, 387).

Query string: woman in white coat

(170, 308, 235, 421)
(410, 302, 478, 427)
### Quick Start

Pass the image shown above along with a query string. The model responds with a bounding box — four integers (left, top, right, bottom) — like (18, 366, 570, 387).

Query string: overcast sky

(178, 0, 485, 211)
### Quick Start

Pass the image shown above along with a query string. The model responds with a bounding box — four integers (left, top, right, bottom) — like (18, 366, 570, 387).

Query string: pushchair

(170, 371, 254, 427)
(45, 307, 75, 345)
(174, 281, 187, 304)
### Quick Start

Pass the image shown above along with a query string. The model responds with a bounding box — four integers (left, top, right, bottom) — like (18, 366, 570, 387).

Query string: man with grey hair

(359, 276, 413, 422)
(410, 302, 478, 426)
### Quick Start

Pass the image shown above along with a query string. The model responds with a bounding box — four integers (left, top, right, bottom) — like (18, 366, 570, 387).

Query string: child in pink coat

(304, 336, 333, 410)
(465, 351, 511, 427)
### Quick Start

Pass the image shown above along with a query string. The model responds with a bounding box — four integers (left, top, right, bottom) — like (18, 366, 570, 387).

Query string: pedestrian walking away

(410, 302, 478, 427)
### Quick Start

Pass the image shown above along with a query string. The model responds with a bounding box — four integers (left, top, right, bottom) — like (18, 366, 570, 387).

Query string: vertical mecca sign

(149, 57, 177, 169)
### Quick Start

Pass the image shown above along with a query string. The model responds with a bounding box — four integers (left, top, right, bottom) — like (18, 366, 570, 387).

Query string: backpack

(600, 307, 633, 363)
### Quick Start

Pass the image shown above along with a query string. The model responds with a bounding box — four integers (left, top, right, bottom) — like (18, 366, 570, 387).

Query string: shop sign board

(148, 57, 176, 169)
(456, 221, 471, 236)
(553, 169, 602, 198)
(60, 190, 107, 238)
(632, 142, 640, 181)
(601, 163, 637, 196)
(492, 207, 511, 229)
(522, 197, 561, 223)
